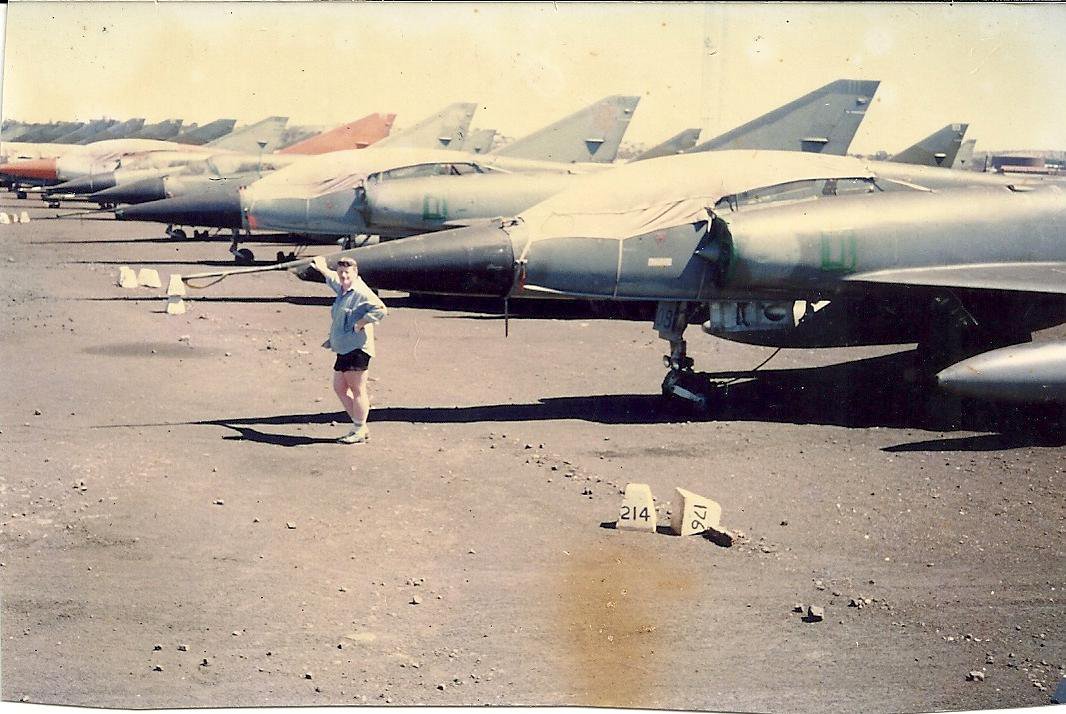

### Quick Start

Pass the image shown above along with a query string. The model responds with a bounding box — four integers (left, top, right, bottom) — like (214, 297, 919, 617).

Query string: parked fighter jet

(87, 113, 397, 206)
(233, 82, 880, 245)
(118, 82, 881, 263)
(112, 99, 638, 260)
(110, 104, 478, 256)
(274, 149, 1063, 407)
(42, 116, 290, 195)
(0, 117, 285, 193)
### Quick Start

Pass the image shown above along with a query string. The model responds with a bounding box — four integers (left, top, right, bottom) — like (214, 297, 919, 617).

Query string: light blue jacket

(325, 273, 387, 357)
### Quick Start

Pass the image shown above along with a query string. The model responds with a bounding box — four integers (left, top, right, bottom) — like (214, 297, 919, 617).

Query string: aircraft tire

(234, 248, 255, 265)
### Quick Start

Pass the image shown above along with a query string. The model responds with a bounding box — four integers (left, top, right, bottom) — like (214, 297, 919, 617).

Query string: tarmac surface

(0, 197, 1063, 712)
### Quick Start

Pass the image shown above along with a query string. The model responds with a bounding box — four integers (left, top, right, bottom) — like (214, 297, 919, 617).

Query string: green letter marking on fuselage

(422, 195, 448, 221)
(819, 231, 857, 272)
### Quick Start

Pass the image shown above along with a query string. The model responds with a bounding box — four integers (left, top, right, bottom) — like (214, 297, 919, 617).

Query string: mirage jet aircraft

(85, 112, 398, 208)
(238, 81, 879, 241)
(99, 103, 476, 215)
(42, 116, 290, 196)
(262, 148, 1065, 409)
(122, 80, 881, 266)
(113, 96, 640, 262)
(0, 116, 286, 197)
(106, 102, 479, 256)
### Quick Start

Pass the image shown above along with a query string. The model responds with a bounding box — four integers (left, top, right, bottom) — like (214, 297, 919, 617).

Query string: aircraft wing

(845, 262, 1066, 296)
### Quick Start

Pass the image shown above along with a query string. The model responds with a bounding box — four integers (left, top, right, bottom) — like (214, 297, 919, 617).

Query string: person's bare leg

(344, 369, 370, 432)
(333, 370, 356, 422)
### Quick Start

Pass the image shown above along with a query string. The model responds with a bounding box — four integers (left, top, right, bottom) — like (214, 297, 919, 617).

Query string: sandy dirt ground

(0, 199, 1063, 712)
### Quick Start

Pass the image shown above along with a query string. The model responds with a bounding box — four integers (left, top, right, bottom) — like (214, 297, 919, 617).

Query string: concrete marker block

(166, 296, 187, 315)
(0, 212, 10, 225)
(117, 266, 138, 289)
(137, 268, 162, 289)
(669, 487, 722, 536)
(616, 483, 656, 532)
(167, 274, 187, 296)
(19, 211, 30, 223)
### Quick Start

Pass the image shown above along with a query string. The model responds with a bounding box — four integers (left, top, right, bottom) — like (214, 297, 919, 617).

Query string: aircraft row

(5, 79, 1063, 410)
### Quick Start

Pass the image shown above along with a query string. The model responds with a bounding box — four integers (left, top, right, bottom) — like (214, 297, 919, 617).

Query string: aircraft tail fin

(206, 116, 289, 153)
(85, 118, 147, 143)
(689, 79, 880, 155)
(278, 113, 397, 155)
(631, 128, 702, 162)
(891, 123, 969, 168)
(374, 103, 477, 151)
(461, 128, 497, 154)
(56, 119, 115, 144)
(952, 138, 977, 170)
(130, 119, 185, 141)
(493, 95, 640, 163)
(174, 118, 238, 146)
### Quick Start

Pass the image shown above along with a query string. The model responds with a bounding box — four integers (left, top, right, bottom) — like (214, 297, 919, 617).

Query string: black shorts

(334, 349, 371, 372)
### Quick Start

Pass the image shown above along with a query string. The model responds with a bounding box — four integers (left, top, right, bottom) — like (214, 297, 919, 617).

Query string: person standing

(311, 254, 387, 444)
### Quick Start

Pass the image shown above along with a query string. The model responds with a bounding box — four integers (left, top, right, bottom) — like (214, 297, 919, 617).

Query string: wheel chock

(137, 268, 162, 289)
(117, 266, 138, 289)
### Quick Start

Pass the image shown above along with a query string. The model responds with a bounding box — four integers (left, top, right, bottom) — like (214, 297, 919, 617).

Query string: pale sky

(2, 1, 1065, 154)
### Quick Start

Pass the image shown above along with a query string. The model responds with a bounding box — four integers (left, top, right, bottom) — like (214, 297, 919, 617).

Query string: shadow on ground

(98, 351, 1065, 451)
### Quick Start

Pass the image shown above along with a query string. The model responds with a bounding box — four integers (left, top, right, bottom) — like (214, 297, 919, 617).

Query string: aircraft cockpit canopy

(365, 162, 493, 183)
(713, 176, 925, 212)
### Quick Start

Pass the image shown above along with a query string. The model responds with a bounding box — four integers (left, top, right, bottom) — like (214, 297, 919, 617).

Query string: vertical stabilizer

(278, 113, 396, 155)
(206, 116, 289, 153)
(130, 119, 185, 140)
(55, 119, 116, 144)
(81, 118, 146, 144)
(461, 128, 498, 154)
(174, 119, 239, 146)
(688, 79, 880, 156)
(373, 103, 477, 151)
(891, 123, 969, 167)
(631, 128, 702, 161)
(952, 138, 977, 170)
(493, 95, 640, 163)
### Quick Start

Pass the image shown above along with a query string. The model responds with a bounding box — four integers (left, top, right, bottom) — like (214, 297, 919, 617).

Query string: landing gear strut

(656, 301, 711, 411)
(228, 228, 255, 265)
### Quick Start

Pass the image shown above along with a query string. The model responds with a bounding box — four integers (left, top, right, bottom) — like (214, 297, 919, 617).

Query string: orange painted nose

(0, 158, 58, 181)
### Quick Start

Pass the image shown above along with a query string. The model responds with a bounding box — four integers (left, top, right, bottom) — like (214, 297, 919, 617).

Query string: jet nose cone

(0, 158, 58, 181)
(49, 174, 114, 195)
(90, 176, 166, 205)
(295, 221, 517, 297)
(115, 189, 243, 229)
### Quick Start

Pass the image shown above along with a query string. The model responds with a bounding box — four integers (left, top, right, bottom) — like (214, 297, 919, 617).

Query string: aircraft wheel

(167, 228, 187, 240)
(48, 201, 61, 209)
(276, 251, 296, 263)
(16, 191, 27, 200)
(234, 248, 255, 265)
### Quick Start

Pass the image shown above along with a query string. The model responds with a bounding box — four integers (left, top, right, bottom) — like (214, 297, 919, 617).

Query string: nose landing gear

(656, 301, 712, 412)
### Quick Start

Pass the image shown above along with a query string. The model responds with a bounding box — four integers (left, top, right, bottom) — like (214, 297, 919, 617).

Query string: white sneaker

(337, 428, 369, 444)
